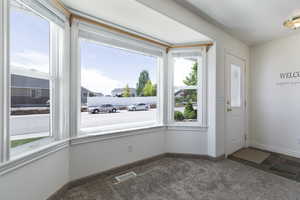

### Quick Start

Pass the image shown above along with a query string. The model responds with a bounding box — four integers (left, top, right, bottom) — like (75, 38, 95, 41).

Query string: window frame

(167, 47, 208, 127)
(0, 0, 69, 162)
(0, 0, 10, 163)
(70, 19, 166, 136)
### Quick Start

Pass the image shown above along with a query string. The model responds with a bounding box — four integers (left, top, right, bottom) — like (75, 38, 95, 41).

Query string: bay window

(0, 0, 210, 169)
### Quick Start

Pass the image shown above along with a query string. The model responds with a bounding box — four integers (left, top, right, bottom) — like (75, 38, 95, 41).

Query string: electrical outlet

(128, 145, 133, 152)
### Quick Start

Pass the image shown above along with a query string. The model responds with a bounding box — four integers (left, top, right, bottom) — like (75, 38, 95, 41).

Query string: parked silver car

(128, 103, 149, 111)
(88, 104, 117, 114)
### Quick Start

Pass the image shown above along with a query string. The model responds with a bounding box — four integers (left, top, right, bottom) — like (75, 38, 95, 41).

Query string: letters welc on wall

(277, 70, 300, 86)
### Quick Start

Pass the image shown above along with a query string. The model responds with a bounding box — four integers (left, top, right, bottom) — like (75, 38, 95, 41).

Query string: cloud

(174, 58, 194, 87)
(11, 50, 49, 73)
(81, 68, 123, 95)
(11, 50, 123, 95)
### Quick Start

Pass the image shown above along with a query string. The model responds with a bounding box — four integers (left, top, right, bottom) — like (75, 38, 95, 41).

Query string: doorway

(225, 53, 246, 156)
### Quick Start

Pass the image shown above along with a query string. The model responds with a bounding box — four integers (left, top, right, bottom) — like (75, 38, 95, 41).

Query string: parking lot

(11, 109, 157, 139)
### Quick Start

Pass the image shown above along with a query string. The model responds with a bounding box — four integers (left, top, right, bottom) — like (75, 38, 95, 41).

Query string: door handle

(227, 108, 232, 112)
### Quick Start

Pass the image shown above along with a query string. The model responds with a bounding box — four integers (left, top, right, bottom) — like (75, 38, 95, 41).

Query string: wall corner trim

(70, 126, 166, 146)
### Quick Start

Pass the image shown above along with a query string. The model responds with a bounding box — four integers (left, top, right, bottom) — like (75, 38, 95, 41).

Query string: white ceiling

(61, 0, 210, 45)
(176, 0, 300, 45)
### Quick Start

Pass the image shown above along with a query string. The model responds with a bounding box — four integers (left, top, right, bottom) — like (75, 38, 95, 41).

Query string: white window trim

(81, 121, 160, 135)
(58, 22, 71, 140)
(16, 0, 67, 28)
(78, 21, 164, 57)
(71, 126, 165, 146)
(50, 22, 63, 141)
(0, 0, 69, 162)
(70, 18, 166, 137)
(0, 139, 69, 176)
(167, 47, 208, 128)
(0, 0, 10, 163)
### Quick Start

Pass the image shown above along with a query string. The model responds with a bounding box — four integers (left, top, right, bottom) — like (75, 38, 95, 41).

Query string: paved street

(81, 109, 156, 129)
(10, 109, 157, 139)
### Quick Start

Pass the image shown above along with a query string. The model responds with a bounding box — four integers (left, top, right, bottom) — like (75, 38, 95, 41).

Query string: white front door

(225, 54, 246, 156)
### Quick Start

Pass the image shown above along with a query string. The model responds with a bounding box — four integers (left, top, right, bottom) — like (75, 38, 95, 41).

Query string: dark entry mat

(270, 159, 300, 178)
(229, 148, 300, 183)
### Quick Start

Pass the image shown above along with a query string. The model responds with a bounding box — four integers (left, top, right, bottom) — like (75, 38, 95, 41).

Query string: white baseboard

(250, 141, 300, 158)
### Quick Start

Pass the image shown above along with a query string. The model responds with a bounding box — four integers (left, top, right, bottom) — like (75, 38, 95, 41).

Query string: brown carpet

(59, 157, 300, 200)
(232, 148, 270, 164)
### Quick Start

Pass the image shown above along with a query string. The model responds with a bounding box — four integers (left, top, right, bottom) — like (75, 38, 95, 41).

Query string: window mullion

(168, 52, 174, 124)
(175, 86, 197, 90)
(59, 23, 70, 140)
(50, 22, 59, 140)
(156, 56, 164, 125)
(197, 52, 202, 124)
(202, 48, 208, 127)
(70, 19, 80, 138)
(0, 0, 10, 162)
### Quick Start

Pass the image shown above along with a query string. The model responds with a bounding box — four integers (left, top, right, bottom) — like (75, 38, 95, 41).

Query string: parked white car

(88, 104, 117, 114)
(128, 103, 149, 111)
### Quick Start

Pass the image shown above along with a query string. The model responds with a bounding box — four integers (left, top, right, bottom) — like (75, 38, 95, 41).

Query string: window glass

(174, 57, 197, 88)
(80, 39, 158, 133)
(230, 64, 241, 107)
(10, 0, 50, 74)
(173, 56, 200, 123)
(10, 0, 51, 152)
(174, 89, 197, 122)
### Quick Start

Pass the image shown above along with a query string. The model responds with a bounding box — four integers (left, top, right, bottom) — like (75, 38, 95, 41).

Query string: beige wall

(137, 0, 250, 157)
(250, 33, 300, 158)
(0, 148, 69, 200)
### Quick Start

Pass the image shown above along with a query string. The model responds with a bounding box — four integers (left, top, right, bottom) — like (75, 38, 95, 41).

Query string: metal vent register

(115, 171, 137, 183)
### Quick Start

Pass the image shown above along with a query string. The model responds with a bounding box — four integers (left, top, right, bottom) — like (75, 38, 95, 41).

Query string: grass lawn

(11, 137, 46, 148)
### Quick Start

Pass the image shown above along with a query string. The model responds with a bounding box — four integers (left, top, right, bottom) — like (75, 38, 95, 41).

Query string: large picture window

(169, 49, 207, 126)
(79, 37, 161, 134)
(9, 0, 64, 156)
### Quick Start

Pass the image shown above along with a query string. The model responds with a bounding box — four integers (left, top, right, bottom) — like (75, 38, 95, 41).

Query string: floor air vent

(115, 171, 137, 183)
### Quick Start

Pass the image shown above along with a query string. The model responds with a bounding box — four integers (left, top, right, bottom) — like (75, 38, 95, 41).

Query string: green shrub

(183, 102, 197, 119)
(174, 111, 184, 121)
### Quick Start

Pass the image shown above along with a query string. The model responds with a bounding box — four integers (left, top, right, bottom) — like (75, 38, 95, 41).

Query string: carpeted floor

(60, 157, 300, 200)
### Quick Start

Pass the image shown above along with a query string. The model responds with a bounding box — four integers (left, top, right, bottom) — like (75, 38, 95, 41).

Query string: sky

(10, 3, 50, 74)
(10, 1, 195, 96)
(80, 40, 157, 95)
(174, 58, 196, 88)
